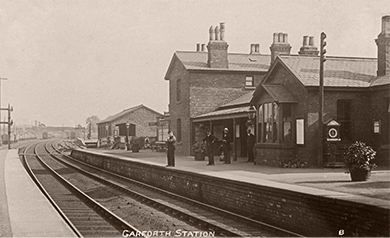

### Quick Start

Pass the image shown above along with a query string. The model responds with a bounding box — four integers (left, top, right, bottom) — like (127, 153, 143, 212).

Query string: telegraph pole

(0, 77, 8, 144)
(318, 32, 327, 166)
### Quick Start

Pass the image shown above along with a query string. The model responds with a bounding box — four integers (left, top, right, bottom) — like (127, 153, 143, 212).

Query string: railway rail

(45, 139, 303, 237)
(20, 141, 143, 237)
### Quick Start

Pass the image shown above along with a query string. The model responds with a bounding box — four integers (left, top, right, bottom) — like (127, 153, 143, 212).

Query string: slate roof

(193, 106, 250, 119)
(370, 74, 390, 87)
(279, 55, 379, 87)
(98, 104, 162, 124)
(262, 84, 297, 103)
(220, 90, 255, 107)
(175, 51, 270, 72)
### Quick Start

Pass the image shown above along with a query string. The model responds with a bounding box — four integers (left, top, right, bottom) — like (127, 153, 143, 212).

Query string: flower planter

(350, 169, 371, 181)
(194, 152, 205, 161)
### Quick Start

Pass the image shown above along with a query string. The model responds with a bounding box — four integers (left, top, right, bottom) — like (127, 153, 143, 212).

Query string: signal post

(0, 104, 13, 149)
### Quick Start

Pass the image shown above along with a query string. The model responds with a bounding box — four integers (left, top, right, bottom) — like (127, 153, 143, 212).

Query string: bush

(344, 141, 376, 173)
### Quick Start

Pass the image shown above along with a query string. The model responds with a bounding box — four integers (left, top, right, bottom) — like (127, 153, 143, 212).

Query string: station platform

(91, 148, 390, 209)
(0, 149, 76, 237)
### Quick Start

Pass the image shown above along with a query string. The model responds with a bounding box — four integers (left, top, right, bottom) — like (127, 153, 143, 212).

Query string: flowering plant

(192, 141, 206, 154)
(344, 141, 377, 173)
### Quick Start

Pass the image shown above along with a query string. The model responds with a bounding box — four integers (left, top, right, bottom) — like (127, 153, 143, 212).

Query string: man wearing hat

(203, 130, 218, 165)
(222, 128, 232, 164)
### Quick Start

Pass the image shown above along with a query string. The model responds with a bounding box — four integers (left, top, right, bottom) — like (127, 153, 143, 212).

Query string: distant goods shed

(97, 104, 163, 146)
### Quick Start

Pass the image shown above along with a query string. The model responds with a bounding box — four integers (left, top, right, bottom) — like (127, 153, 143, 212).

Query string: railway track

(45, 140, 303, 237)
(21, 141, 143, 237)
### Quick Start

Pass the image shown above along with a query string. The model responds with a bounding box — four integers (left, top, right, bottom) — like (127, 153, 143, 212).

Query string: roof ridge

(175, 51, 271, 57)
(281, 55, 376, 61)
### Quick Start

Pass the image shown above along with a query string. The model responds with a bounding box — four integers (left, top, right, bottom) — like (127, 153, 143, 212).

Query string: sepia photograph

(0, 0, 389, 237)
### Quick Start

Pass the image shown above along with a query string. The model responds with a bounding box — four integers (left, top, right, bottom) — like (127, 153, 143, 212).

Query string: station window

(245, 76, 254, 87)
(257, 102, 295, 144)
(258, 102, 278, 143)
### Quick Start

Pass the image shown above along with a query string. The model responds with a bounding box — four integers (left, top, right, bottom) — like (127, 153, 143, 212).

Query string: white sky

(0, 0, 389, 127)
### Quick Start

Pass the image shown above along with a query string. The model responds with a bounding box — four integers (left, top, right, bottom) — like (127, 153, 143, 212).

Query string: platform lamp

(246, 105, 256, 129)
(105, 124, 109, 146)
(126, 122, 130, 150)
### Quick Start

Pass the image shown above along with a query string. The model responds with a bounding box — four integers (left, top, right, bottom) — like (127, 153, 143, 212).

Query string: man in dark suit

(166, 131, 176, 167)
(247, 128, 255, 162)
(203, 130, 218, 165)
(222, 128, 232, 164)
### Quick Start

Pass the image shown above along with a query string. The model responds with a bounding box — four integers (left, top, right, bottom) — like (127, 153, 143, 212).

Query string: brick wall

(167, 59, 191, 155)
(71, 149, 390, 237)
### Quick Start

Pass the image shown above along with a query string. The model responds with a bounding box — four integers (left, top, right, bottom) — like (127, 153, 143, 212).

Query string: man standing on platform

(246, 128, 255, 163)
(166, 131, 176, 167)
(203, 130, 217, 165)
(222, 128, 231, 164)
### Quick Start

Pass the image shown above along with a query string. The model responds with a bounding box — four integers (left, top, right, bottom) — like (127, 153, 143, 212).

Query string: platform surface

(0, 149, 76, 237)
(90, 148, 390, 209)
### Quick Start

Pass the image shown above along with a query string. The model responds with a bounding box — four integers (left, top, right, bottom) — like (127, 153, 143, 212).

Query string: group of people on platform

(165, 128, 255, 167)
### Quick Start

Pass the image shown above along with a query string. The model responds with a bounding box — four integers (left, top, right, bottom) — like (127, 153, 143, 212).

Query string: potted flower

(130, 137, 144, 153)
(344, 141, 377, 181)
(192, 141, 206, 161)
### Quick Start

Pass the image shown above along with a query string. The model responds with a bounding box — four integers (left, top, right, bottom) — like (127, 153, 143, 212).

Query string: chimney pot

(381, 15, 390, 34)
(278, 33, 283, 43)
(250, 44, 255, 54)
(303, 36, 308, 46)
(196, 43, 201, 52)
(220, 22, 225, 41)
(309, 36, 314, 46)
(215, 26, 220, 40)
(201, 44, 206, 52)
(273, 33, 278, 43)
(255, 44, 260, 53)
(284, 33, 288, 43)
(209, 26, 214, 41)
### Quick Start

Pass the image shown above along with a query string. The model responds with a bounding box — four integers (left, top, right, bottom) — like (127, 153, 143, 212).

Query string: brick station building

(164, 23, 270, 155)
(251, 16, 390, 167)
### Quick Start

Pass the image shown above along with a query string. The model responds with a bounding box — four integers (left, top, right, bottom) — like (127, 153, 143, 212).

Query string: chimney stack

(269, 32, 292, 63)
(376, 15, 390, 76)
(298, 35, 319, 56)
(207, 22, 229, 68)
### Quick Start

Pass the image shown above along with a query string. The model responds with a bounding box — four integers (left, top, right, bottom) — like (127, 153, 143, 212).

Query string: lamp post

(126, 122, 130, 150)
(105, 124, 109, 146)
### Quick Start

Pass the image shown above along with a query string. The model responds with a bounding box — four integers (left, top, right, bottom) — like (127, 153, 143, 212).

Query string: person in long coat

(246, 128, 255, 162)
(166, 131, 176, 167)
(222, 128, 232, 164)
(203, 130, 218, 165)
